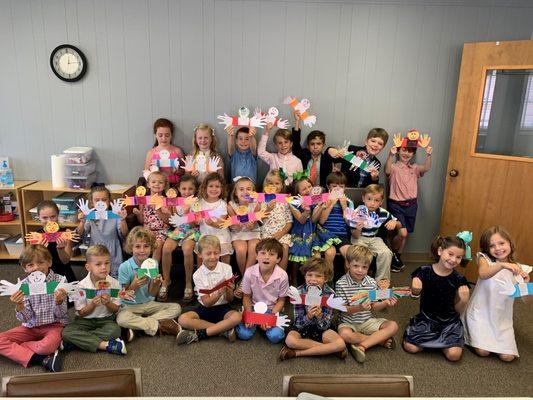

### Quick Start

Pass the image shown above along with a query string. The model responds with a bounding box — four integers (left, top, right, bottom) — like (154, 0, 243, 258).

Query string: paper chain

(254, 107, 290, 129)
(287, 286, 347, 311)
(218, 106, 267, 129)
(287, 190, 344, 208)
(245, 192, 291, 204)
(283, 96, 317, 127)
(198, 275, 239, 295)
(122, 193, 197, 210)
(78, 199, 123, 221)
(349, 287, 411, 304)
(392, 130, 431, 149)
(182, 154, 222, 174)
(169, 206, 226, 227)
(218, 209, 269, 229)
(25, 230, 80, 245)
(242, 302, 291, 328)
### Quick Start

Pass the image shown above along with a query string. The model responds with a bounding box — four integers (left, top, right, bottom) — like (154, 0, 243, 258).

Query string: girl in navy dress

(403, 235, 470, 362)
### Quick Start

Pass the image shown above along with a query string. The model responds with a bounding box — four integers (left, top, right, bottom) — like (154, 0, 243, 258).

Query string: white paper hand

(181, 155, 195, 172)
(208, 156, 222, 172)
(287, 286, 302, 304)
(56, 280, 80, 295)
(288, 195, 303, 208)
(209, 207, 227, 219)
(276, 118, 289, 129)
(217, 113, 233, 129)
(283, 96, 295, 105)
(77, 199, 93, 216)
(364, 160, 380, 172)
(169, 213, 186, 227)
(250, 114, 267, 128)
(276, 313, 291, 328)
(0, 279, 22, 296)
(302, 115, 316, 127)
(110, 199, 124, 214)
(326, 293, 347, 311)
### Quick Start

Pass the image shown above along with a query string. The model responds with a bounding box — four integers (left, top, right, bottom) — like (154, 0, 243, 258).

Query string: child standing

(336, 245, 398, 363)
(161, 174, 201, 301)
(189, 124, 224, 183)
(259, 170, 292, 269)
(133, 171, 171, 268)
(258, 123, 303, 186)
(143, 118, 184, 185)
(61, 245, 126, 355)
(36, 200, 76, 283)
(0, 245, 69, 372)
(279, 258, 346, 360)
(463, 226, 531, 362)
(76, 186, 129, 278)
(350, 184, 401, 282)
(116, 227, 182, 341)
(327, 128, 389, 187)
(291, 111, 334, 188)
(227, 126, 258, 184)
(403, 236, 470, 362)
(236, 238, 289, 343)
(320, 172, 353, 266)
(228, 177, 261, 276)
(384, 140, 432, 272)
(176, 235, 242, 344)
(197, 173, 233, 264)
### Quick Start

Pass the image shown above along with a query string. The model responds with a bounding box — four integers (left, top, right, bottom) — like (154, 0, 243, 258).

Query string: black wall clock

(50, 44, 87, 82)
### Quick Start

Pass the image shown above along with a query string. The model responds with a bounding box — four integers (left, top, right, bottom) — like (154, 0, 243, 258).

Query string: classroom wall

(1, 0, 532, 252)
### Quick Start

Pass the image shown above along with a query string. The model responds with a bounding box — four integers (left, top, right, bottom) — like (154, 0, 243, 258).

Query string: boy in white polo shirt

(236, 238, 289, 343)
(177, 235, 242, 344)
(62, 245, 125, 355)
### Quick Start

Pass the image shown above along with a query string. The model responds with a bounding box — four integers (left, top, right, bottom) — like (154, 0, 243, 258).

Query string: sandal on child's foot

(381, 337, 396, 350)
(279, 346, 296, 361)
(335, 348, 348, 359)
(349, 344, 366, 363)
(183, 287, 194, 301)
(233, 281, 243, 299)
(157, 285, 169, 301)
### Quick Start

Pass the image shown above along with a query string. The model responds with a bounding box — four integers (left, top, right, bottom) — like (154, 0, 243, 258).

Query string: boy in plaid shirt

(0, 245, 69, 372)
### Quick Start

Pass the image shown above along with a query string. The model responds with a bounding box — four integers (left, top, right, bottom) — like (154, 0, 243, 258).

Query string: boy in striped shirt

(335, 245, 398, 363)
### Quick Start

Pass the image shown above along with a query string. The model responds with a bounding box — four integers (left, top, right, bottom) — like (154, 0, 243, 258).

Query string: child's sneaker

(223, 328, 236, 342)
(59, 340, 76, 351)
(42, 350, 63, 372)
(106, 338, 127, 355)
(391, 253, 405, 273)
(176, 329, 198, 345)
(349, 344, 366, 363)
(122, 328, 135, 343)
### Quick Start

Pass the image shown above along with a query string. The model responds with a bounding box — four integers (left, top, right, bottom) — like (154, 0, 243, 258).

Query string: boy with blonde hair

(62, 245, 125, 355)
(336, 245, 399, 363)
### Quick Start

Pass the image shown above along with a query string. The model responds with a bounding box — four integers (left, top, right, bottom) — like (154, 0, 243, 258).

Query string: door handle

(449, 169, 459, 177)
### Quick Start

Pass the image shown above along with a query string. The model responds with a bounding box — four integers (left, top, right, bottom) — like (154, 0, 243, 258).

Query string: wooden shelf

(0, 180, 36, 261)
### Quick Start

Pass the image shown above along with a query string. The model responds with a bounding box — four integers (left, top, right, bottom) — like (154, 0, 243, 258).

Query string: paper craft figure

(0, 271, 78, 297)
(25, 221, 80, 245)
(456, 231, 473, 261)
(152, 149, 180, 169)
(219, 206, 269, 229)
(393, 129, 431, 149)
(69, 280, 135, 302)
(287, 186, 343, 208)
(287, 285, 347, 311)
(182, 154, 222, 174)
(350, 287, 412, 304)
(342, 152, 380, 172)
(78, 199, 123, 221)
(283, 96, 317, 127)
(253, 107, 289, 129)
(245, 185, 291, 204)
(218, 106, 267, 130)
(344, 205, 381, 229)
(506, 282, 533, 298)
(137, 258, 159, 279)
(198, 274, 239, 295)
(241, 302, 291, 328)
(169, 205, 226, 227)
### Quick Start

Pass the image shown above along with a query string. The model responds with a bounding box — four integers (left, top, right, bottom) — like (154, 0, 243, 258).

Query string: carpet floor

(0, 262, 531, 397)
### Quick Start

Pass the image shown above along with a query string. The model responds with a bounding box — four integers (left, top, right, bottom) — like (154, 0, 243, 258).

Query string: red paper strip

(242, 311, 277, 327)
(198, 275, 238, 295)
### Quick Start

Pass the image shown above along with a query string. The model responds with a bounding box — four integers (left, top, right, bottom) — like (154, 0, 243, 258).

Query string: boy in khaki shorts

(335, 245, 398, 363)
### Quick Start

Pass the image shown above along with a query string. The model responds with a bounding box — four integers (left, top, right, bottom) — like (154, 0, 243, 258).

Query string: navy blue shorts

(291, 325, 325, 342)
(194, 304, 235, 324)
(333, 236, 351, 252)
(388, 199, 418, 233)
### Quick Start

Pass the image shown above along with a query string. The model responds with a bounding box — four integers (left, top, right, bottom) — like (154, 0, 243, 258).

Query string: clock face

(50, 44, 87, 82)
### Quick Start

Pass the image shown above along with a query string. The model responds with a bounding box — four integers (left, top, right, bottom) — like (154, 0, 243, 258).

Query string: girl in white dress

(463, 225, 532, 362)
(259, 169, 292, 269)
(197, 173, 233, 264)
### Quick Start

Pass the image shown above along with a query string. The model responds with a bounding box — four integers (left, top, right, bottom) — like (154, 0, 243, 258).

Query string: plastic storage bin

(5, 235, 23, 257)
(58, 210, 78, 224)
(66, 161, 96, 177)
(64, 147, 93, 164)
(67, 172, 97, 190)
(53, 192, 83, 212)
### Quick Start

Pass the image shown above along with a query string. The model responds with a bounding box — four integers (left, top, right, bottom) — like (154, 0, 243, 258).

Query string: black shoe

(391, 253, 405, 273)
(42, 350, 63, 372)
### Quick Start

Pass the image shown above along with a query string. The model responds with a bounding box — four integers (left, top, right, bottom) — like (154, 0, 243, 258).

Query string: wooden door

(440, 40, 533, 282)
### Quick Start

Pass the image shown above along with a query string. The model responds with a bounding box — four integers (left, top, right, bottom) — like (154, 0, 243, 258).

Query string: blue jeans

(235, 310, 285, 344)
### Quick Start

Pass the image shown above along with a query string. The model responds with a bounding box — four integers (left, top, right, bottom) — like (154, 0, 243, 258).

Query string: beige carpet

(0, 262, 531, 397)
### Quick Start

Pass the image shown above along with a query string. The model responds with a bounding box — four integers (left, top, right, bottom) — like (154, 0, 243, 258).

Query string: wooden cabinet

(21, 181, 134, 262)
(0, 181, 36, 260)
